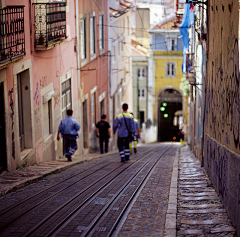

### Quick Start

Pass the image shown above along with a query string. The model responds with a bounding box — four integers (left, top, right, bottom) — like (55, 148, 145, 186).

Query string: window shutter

(90, 17, 93, 54)
(93, 16, 96, 54)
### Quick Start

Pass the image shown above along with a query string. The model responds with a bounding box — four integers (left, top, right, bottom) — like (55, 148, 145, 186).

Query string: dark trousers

(117, 137, 130, 162)
(99, 137, 109, 154)
(63, 135, 78, 157)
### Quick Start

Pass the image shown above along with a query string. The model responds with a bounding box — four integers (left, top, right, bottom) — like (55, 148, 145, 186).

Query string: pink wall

(5, 0, 78, 110)
(79, 0, 109, 125)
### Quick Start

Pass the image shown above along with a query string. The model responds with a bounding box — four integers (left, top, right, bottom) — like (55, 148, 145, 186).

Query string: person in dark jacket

(113, 103, 134, 162)
(57, 109, 80, 161)
(96, 114, 111, 154)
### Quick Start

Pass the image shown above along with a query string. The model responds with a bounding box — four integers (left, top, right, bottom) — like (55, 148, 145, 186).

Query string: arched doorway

(158, 88, 182, 141)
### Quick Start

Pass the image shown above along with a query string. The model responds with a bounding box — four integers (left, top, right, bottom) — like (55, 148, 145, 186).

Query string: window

(91, 92, 96, 128)
(100, 99, 105, 116)
(137, 67, 146, 79)
(166, 62, 176, 77)
(166, 37, 176, 51)
(80, 18, 86, 60)
(99, 92, 106, 117)
(90, 16, 96, 55)
(17, 70, 32, 151)
(43, 99, 52, 139)
(99, 14, 104, 51)
(138, 88, 145, 99)
(61, 79, 71, 118)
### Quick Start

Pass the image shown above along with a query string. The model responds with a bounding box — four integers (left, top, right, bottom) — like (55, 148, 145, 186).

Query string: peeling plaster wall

(205, 0, 240, 234)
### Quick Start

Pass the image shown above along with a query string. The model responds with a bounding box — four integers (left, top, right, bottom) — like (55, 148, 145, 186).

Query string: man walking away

(129, 113, 140, 154)
(96, 114, 111, 154)
(57, 109, 80, 161)
(113, 103, 134, 162)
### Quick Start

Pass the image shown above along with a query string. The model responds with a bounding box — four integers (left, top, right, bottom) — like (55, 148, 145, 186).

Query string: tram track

(81, 148, 172, 237)
(0, 154, 118, 230)
(0, 146, 154, 235)
(21, 144, 175, 237)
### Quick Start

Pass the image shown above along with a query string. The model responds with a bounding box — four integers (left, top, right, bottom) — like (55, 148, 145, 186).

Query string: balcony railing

(186, 53, 195, 83)
(33, 2, 67, 50)
(0, 6, 25, 67)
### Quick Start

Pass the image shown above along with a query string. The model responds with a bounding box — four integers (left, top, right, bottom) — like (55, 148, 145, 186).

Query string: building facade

(131, 40, 148, 128)
(0, 0, 78, 171)
(204, 1, 240, 234)
(77, 0, 109, 154)
(185, 0, 240, 234)
(148, 15, 185, 142)
(108, 0, 132, 149)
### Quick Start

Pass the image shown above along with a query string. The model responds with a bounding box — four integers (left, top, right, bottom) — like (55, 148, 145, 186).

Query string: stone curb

(0, 151, 118, 197)
(164, 146, 179, 237)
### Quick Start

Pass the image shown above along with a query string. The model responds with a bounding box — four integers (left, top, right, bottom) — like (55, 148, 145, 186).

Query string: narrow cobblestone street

(0, 143, 237, 236)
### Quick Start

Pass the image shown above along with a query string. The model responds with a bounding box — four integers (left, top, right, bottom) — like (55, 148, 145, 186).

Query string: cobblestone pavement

(117, 145, 178, 237)
(0, 151, 117, 197)
(177, 146, 236, 237)
(1, 143, 237, 237)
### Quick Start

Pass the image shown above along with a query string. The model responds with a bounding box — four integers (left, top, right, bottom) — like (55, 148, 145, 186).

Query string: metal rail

(0, 146, 163, 237)
(46, 146, 172, 237)
(82, 146, 173, 237)
(22, 147, 162, 237)
(0, 156, 119, 230)
(0, 159, 110, 216)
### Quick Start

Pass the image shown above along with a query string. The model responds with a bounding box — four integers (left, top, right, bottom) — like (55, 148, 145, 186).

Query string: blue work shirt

(58, 116, 80, 138)
(113, 112, 134, 138)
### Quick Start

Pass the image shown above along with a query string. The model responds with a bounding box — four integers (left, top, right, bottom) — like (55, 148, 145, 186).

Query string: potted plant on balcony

(39, 34, 44, 45)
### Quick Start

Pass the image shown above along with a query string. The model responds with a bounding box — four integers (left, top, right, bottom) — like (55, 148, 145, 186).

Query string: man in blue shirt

(113, 103, 134, 162)
(57, 109, 80, 161)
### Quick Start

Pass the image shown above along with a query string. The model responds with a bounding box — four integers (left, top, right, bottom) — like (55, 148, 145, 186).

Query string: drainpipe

(146, 68, 148, 121)
(75, 0, 83, 155)
(137, 75, 139, 120)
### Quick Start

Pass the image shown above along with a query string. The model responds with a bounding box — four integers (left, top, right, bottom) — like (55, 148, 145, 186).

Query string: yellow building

(148, 16, 187, 141)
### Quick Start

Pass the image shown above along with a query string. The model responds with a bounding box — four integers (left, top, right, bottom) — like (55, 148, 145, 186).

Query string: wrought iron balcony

(0, 6, 25, 69)
(33, 2, 67, 50)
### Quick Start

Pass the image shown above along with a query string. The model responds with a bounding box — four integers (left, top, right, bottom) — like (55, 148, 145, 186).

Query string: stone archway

(157, 88, 183, 141)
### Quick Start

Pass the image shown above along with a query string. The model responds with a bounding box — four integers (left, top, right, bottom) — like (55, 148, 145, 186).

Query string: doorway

(139, 111, 144, 128)
(17, 70, 32, 151)
(0, 82, 7, 172)
(83, 99, 89, 148)
(100, 98, 105, 117)
(158, 89, 182, 141)
(61, 79, 72, 154)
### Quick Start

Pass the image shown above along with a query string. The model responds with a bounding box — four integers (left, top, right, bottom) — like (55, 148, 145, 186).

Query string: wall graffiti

(9, 88, 15, 160)
(225, 132, 230, 146)
(40, 76, 47, 88)
(206, 135, 229, 202)
(218, 150, 228, 199)
(204, 4, 240, 232)
(34, 82, 40, 106)
(206, 21, 239, 149)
